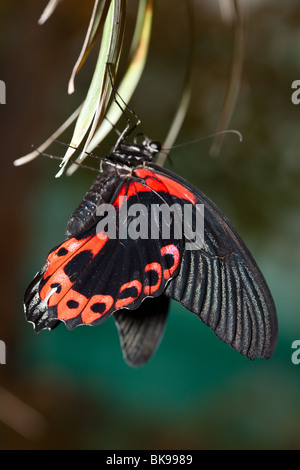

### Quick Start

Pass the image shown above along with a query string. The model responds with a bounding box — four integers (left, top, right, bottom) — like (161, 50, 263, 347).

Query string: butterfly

(24, 135, 278, 367)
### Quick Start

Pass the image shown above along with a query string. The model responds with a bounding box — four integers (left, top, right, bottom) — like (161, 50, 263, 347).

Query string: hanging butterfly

(24, 134, 278, 367)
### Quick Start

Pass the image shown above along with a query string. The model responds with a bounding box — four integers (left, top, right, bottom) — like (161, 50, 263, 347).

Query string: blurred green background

(1, 0, 300, 449)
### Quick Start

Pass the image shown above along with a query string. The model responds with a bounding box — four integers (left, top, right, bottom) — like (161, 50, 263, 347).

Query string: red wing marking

(57, 289, 87, 321)
(113, 181, 152, 209)
(155, 173, 196, 203)
(40, 270, 73, 307)
(113, 184, 127, 209)
(82, 294, 114, 324)
(45, 237, 91, 277)
(161, 244, 180, 280)
(133, 168, 156, 179)
(134, 168, 197, 203)
(115, 280, 143, 309)
(40, 234, 109, 309)
(130, 181, 152, 198)
(144, 262, 162, 295)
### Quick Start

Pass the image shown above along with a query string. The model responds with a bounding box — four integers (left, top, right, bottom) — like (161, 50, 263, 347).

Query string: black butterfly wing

(24, 264, 61, 332)
(114, 295, 169, 367)
(149, 164, 278, 359)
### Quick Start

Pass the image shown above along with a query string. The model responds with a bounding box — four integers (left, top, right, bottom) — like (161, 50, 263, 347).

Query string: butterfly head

(108, 134, 161, 168)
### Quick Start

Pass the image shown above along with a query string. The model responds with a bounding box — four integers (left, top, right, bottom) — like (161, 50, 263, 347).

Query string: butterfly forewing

(25, 167, 184, 335)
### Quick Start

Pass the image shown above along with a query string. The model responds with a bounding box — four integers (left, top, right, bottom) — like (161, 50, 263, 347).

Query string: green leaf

(66, 0, 153, 176)
(56, 0, 126, 177)
(68, 0, 107, 95)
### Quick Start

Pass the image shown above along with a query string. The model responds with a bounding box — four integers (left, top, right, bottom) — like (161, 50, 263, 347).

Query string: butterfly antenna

(156, 148, 173, 166)
(163, 129, 243, 151)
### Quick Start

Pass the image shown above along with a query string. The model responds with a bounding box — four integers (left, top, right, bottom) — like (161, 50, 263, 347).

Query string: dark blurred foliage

(0, 0, 300, 449)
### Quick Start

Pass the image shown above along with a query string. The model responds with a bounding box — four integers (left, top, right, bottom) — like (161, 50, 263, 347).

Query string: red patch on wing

(57, 289, 87, 321)
(114, 181, 152, 209)
(161, 244, 180, 280)
(144, 262, 162, 295)
(82, 294, 114, 324)
(115, 280, 143, 309)
(40, 234, 109, 310)
(135, 168, 197, 203)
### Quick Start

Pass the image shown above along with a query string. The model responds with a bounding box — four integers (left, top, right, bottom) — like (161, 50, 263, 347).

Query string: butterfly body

(24, 136, 278, 366)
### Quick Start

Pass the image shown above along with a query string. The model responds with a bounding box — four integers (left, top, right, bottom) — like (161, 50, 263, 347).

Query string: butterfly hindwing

(114, 295, 169, 367)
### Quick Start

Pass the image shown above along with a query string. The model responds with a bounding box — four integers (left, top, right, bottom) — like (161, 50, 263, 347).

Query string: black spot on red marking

(67, 300, 79, 309)
(164, 253, 175, 270)
(57, 247, 68, 257)
(119, 286, 140, 299)
(90, 303, 106, 314)
(50, 282, 62, 293)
